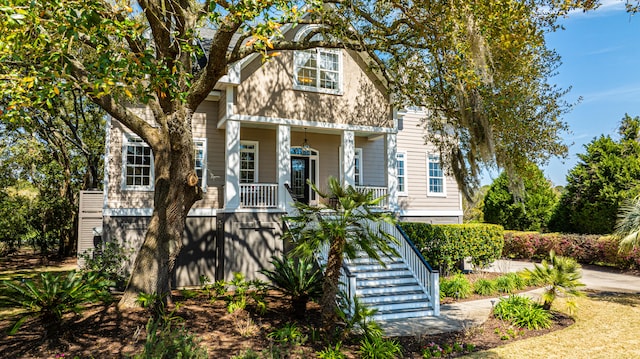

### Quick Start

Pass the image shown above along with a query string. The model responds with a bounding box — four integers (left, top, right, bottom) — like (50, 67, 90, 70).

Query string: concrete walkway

(379, 259, 640, 337)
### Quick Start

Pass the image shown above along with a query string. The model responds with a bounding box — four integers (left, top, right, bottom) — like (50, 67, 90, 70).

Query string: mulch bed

(0, 251, 578, 358)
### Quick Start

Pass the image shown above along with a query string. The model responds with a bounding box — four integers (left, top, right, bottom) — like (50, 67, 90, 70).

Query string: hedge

(399, 223, 504, 275)
(503, 231, 640, 270)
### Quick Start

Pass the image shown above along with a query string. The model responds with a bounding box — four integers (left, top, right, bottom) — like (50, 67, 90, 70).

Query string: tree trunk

(320, 235, 346, 334)
(119, 111, 202, 308)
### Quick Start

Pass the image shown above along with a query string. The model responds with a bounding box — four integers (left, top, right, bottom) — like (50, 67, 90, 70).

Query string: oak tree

(0, 0, 598, 307)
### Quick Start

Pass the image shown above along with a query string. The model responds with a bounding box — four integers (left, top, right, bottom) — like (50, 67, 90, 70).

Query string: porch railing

(240, 183, 278, 208)
(355, 186, 388, 208)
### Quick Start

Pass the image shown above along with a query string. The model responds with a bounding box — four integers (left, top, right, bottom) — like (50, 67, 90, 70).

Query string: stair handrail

(392, 223, 440, 315)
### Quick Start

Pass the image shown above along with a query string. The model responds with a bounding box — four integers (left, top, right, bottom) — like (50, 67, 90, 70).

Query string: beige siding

(356, 136, 386, 187)
(107, 101, 224, 210)
(396, 112, 462, 213)
(241, 127, 277, 183)
(235, 50, 392, 128)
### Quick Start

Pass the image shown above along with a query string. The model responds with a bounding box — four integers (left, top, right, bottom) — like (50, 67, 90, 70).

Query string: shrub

(79, 240, 133, 290)
(207, 273, 268, 315)
(0, 271, 112, 337)
(503, 231, 640, 270)
(134, 313, 208, 359)
(260, 255, 323, 317)
(506, 272, 527, 290)
(337, 295, 383, 340)
(358, 335, 402, 359)
(267, 322, 307, 347)
(493, 295, 551, 330)
(317, 342, 346, 359)
(494, 275, 516, 294)
(473, 278, 497, 296)
(440, 273, 472, 299)
(400, 223, 504, 275)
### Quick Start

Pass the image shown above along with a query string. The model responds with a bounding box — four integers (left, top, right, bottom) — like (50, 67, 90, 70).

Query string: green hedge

(399, 223, 504, 275)
(503, 231, 640, 270)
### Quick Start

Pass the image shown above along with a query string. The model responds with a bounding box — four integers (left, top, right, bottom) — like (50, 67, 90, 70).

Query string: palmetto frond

(522, 250, 585, 312)
(615, 196, 640, 252)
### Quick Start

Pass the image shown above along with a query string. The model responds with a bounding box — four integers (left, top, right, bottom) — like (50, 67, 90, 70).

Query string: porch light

(302, 128, 310, 150)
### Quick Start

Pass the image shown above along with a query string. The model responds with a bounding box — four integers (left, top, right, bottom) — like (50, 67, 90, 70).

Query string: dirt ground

(0, 252, 574, 358)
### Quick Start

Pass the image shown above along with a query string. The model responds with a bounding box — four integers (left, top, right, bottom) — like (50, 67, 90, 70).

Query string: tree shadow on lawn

(587, 291, 640, 308)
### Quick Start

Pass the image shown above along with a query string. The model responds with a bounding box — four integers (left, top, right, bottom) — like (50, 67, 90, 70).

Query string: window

(294, 49, 342, 94)
(354, 148, 363, 186)
(122, 135, 207, 191)
(123, 135, 154, 190)
(427, 154, 445, 196)
(240, 141, 258, 183)
(396, 152, 407, 195)
(194, 139, 207, 190)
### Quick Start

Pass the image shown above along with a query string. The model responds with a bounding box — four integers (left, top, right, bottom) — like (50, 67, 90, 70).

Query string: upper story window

(427, 154, 446, 196)
(396, 152, 407, 196)
(123, 135, 154, 191)
(294, 49, 342, 94)
(240, 141, 258, 183)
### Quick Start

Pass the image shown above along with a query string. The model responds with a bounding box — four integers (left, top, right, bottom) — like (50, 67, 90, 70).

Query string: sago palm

(615, 196, 640, 252)
(260, 255, 323, 318)
(522, 250, 585, 312)
(284, 176, 397, 334)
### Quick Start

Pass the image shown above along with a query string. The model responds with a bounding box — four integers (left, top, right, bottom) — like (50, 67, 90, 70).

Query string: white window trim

(121, 133, 154, 191)
(194, 138, 207, 192)
(396, 151, 408, 196)
(354, 148, 363, 186)
(240, 140, 259, 183)
(293, 48, 344, 95)
(426, 153, 446, 197)
(339, 146, 363, 186)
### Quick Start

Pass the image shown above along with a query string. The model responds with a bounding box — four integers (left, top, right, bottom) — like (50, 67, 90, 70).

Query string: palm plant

(0, 270, 112, 338)
(615, 196, 640, 252)
(260, 255, 323, 317)
(285, 176, 397, 334)
(522, 250, 585, 312)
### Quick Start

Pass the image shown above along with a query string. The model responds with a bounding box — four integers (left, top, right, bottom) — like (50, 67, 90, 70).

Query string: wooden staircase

(344, 248, 438, 321)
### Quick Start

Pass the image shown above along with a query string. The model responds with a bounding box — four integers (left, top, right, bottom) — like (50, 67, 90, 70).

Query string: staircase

(344, 248, 438, 321)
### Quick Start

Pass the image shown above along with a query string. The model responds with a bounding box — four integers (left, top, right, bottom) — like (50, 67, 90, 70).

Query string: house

(92, 25, 462, 300)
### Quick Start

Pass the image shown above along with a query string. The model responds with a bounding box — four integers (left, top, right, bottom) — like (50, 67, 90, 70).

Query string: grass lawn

(466, 293, 640, 358)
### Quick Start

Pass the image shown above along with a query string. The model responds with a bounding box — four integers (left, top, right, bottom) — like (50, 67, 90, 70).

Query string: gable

(234, 48, 393, 128)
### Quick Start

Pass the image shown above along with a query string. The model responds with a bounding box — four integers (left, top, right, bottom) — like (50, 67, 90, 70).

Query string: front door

(291, 156, 310, 204)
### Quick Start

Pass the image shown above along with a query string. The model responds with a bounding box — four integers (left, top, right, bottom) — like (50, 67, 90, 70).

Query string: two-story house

(92, 26, 462, 299)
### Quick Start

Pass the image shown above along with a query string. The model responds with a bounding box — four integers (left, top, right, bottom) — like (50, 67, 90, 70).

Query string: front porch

(222, 120, 399, 211)
(237, 183, 389, 209)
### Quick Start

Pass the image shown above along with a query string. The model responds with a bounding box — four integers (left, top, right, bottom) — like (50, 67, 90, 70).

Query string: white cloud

(581, 85, 640, 103)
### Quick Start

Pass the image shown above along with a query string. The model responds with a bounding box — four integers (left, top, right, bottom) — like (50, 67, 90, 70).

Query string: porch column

(342, 130, 355, 187)
(277, 125, 291, 211)
(386, 133, 398, 211)
(225, 119, 240, 209)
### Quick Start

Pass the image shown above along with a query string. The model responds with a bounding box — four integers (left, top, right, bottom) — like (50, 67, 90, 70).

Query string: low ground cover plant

(493, 295, 551, 330)
(440, 273, 472, 299)
(0, 270, 112, 338)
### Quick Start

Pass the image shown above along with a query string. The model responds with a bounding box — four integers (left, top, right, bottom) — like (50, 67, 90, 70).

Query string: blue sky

(483, 2, 640, 186)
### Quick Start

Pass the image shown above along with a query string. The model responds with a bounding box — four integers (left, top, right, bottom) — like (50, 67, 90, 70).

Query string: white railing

(355, 186, 388, 208)
(240, 183, 278, 208)
(377, 220, 440, 316)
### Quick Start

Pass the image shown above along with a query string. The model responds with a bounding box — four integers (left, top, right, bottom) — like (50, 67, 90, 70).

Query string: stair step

(372, 307, 436, 321)
(354, 269, 412, 278)
(367, 299, 432, 312)
(358, 292, 429, 304)
(356, 284, 423, 296)
(349, 262, 408, 272)
(356, 276, 416, 287)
